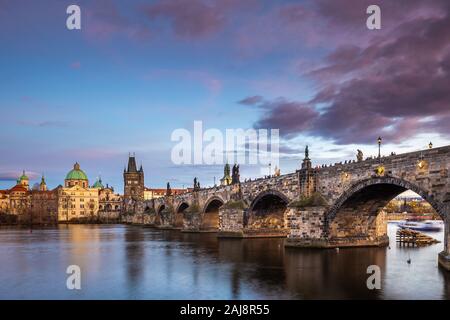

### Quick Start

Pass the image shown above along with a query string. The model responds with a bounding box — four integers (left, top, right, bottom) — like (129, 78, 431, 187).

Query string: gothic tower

(123, 153, 144, 201)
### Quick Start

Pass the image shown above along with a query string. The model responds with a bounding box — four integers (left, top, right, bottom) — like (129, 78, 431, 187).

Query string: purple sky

(0, 0, 449, 191)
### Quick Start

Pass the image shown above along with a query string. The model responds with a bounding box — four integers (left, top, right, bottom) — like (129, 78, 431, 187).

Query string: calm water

(0, 223, 449, 299)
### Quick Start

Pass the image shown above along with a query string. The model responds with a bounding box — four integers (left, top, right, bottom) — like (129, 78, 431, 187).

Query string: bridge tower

(123, 153, 145, 201)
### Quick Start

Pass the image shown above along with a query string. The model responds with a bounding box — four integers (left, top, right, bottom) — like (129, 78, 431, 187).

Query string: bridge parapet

(316, 146, 450, 209)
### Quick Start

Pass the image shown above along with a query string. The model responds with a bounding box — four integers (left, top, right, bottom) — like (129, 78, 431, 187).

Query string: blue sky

(1, 0, 449, 191)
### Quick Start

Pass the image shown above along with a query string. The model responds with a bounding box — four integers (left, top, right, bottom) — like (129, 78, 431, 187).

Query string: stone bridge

(125, 145, 450, 271)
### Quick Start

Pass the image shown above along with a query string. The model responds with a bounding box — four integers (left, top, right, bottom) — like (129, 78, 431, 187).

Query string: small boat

(398, 221, 442, 232)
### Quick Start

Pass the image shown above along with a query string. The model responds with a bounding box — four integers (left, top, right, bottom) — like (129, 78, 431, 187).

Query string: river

(0, 223, 448, 299)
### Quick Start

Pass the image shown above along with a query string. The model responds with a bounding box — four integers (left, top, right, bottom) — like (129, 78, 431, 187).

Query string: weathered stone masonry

(124, 146, 450, 271)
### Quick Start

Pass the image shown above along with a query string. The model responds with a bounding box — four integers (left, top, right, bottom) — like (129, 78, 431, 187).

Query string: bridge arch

(176, 201, 190, 213)
(154, 204, 166, 226)
(144, 205, 152, 214)
(246, 189, 290, 229)
(326, 176, 445, 222)
(325, 176, 445, 246)
(156, 203, 166, 214)
(201, 196, 224, 230)
(174, 202, 189, 228)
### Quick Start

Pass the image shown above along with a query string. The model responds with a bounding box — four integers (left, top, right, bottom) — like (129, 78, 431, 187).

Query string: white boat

(398, 221, 442, 232)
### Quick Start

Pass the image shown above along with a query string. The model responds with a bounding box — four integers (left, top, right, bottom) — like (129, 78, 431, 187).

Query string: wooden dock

(396, 228, 440, 246)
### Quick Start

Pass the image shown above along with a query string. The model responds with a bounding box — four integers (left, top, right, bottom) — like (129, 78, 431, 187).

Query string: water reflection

(124, 226, 145, 290)
(0, 224, 447, 299)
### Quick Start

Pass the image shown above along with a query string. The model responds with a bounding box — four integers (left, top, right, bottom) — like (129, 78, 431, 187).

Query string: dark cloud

(140, 0, 255, 39)
(238, 95, 263, 106)
(247, 0, 450, 144)
(252, 98, 319, 138)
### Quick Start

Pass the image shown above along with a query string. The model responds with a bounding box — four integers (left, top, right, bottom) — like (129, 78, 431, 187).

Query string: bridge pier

(438, 216, 450, 271)
(285, 206, 390, 248)
(218, 202, 289, 238)
(181, 210, 202, 232)
(285, 206, 329, 247)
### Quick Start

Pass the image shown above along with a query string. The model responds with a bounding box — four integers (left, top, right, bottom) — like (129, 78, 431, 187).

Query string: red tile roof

(9, 185, 28, 192)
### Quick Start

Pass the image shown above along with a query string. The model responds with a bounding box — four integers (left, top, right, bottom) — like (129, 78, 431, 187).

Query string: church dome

(92, 178, 104, 189)
(18, 170, 29, 181)
(65, 162, 88, 180)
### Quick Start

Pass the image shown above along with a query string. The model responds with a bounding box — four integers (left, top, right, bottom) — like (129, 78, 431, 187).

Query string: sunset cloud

(246, 0, 450, 144)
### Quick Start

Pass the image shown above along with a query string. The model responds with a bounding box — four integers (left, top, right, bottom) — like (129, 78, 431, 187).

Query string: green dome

(19, 170, 29, 181)
(65, 162, 88, 181)
(92, 178, 104, 189)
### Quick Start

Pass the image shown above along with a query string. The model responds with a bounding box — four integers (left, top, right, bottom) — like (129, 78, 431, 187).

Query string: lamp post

(377, 136, 382, 160)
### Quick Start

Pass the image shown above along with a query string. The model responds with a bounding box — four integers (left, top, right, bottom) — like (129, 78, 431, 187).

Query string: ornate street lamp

(429, 142, 433, 149)
(377, 136, 382, 159)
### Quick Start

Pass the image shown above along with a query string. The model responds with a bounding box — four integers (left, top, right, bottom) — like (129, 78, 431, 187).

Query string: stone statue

(357, 149, 363, 162)
(305, 145, 310, 160)
(231, 164, 240, 184)
(166, 182, 172, 196)
(194, 177, 200, 190)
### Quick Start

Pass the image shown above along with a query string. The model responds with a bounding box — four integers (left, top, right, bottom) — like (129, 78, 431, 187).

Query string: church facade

(0, 172, 59, 224)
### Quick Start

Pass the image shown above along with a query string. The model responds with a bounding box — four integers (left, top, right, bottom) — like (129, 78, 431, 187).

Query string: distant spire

(39, 174, 47, 191)
(126, 153, 138, 172)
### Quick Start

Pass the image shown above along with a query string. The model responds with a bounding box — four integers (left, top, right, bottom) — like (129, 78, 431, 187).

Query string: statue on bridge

(357, 149, 364, 162)
(193, 177, 200, 190)
(166, 182, 172, 196)
(232, 164, 240, 184)
(301, 145, 312, 169)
